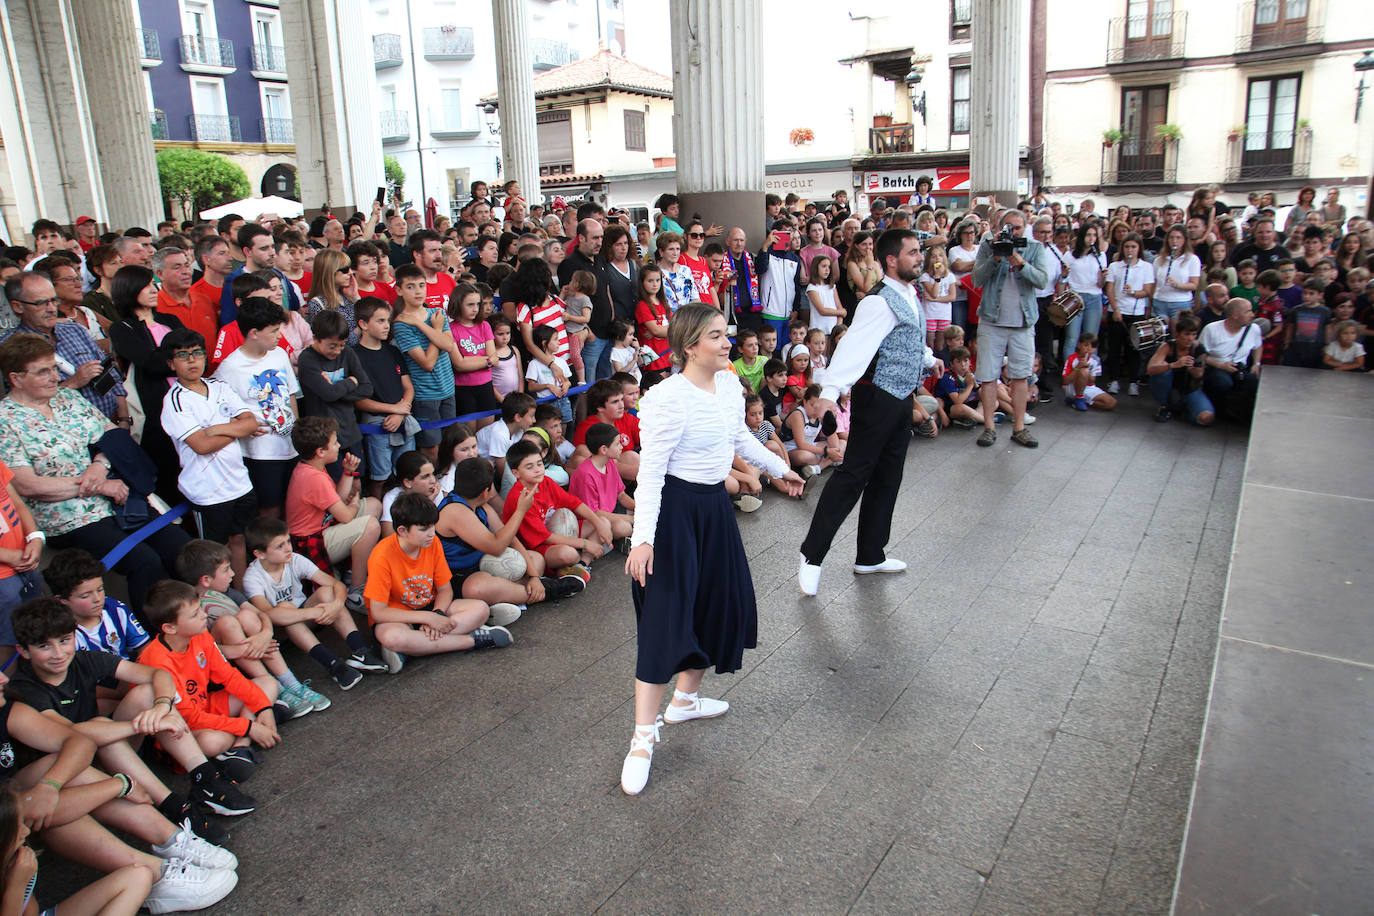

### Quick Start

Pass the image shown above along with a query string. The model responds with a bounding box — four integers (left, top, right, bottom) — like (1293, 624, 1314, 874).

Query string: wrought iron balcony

(374, 33, 403, 68)
(423, 27, 475, 60)
(532, 38, 576, 70)
(261, 117, 293, 144)
(1225, 127, 1312, 181)
(380, 109, 411, 144)
(1235, 0, 1324, 53)
(139, 28, 161, 62)
(1100, 137, 1179, 186)
(179, 34, 235, 70)
(252, 44, 287, 74)
(868, 124, 915, 155)
(150, 111, 168, 141)
(1106, 11, 1187, 64)
(188, 114, 241, 143)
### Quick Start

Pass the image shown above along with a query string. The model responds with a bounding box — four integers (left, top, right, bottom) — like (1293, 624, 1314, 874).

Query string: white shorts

(1064, 382, 1106, 404)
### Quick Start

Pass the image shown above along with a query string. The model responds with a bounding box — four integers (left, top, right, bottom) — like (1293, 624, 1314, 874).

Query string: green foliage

(384, 155, 405, 201)
(156, 149, 251, 216)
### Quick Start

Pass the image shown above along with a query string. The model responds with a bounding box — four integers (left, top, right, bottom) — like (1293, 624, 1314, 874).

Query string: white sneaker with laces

(144, 860, 239, 914)
(487, 602, 522, 627)
(853, 558, 908, 575)
(1128, 381, 1140, 397)
(798, 555, 822, 596)
(620, 716, 663, 796)
(153, 821, 238, 871)
(1108, 380, 1121, 394)
(1021, 413, 1037, 425)
(663, 689, 729, 723)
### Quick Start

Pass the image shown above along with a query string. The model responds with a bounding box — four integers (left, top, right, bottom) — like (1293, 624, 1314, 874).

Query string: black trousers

(49, 515, 190, 617)
(1034, 296, 1060, 393)
(800, 383, 912, 567)
(1105, 313, 1148, 384)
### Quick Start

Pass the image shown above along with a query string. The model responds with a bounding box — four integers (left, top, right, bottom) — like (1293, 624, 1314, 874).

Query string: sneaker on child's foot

(271, 701, 293, 723)
(186, 805, 230, 846)
(557, 563, 591, 583)
(144, 860, 239, 914)
(377, 646, 406, 674)
(470, 626, 513, 650)
(487, 602, 522, 627)
(542, 575, 585, 600)
(345, 585, 366, 614)
(1070, 396, 1089, 411)
(614, 537, 633, 556)
(153, 819, 238, 870)
(330, 660, 363, 690)
(1128, 381, 1140, 397)
(285, 682, 326, 714)
(347, 648, 390, 673)
(193, 775, 256, 817)
(213, 747, 257, 783)
(1108, 380, 1121, 394)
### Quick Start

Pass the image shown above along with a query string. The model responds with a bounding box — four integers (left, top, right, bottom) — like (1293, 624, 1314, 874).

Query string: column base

(678, 190, 765, 248)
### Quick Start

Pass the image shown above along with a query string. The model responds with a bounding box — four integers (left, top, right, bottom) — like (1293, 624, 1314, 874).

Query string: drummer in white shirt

(1103, 233, 1157, 397)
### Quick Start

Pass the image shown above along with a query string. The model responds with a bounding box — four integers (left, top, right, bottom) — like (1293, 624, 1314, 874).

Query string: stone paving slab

(36, 395, 1244, 914)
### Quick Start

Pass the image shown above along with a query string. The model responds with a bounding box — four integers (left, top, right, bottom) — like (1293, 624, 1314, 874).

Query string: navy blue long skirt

(631, 476, 758, 684)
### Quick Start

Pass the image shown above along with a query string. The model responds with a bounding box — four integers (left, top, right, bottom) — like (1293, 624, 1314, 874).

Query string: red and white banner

(864, 168, 971, 194)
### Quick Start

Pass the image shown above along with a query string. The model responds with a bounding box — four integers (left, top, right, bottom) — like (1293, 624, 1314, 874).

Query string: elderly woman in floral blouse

(0, 334, 187, 613)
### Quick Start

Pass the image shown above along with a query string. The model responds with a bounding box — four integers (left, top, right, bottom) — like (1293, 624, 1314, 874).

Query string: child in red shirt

(1254, 269, 1286, 365)
(502, 440, 611, 576)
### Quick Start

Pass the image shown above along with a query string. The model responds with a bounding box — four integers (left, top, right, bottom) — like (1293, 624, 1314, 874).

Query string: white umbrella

(199, 195, 304, 221)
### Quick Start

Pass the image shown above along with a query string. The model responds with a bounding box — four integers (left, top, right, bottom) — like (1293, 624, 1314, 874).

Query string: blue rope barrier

(100, 501, 192, 568)
(356, 382, 592, 434)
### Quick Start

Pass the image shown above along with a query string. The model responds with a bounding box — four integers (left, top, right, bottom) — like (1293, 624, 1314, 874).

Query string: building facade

(1042, 0, 1374, 210)
(134, 0, 300, 210)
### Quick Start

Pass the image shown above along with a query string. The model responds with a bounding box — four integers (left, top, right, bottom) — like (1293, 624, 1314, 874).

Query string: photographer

(971, 210, 1051, 448)
(1199, 298, 1262, 423)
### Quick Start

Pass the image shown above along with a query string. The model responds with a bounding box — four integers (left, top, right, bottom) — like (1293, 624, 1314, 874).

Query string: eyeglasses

(171, 347, 206, 360)
(336, 267, 353, 274)
(20, 366, 60, 379)
(12, 297, 59, 308)
(688, 232, 705, 239)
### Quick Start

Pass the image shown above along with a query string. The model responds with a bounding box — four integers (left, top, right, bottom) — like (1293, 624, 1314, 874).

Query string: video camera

(991, 225, 1028, 258)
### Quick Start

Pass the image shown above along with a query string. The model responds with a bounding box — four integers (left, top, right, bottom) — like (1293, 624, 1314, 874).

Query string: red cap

(75, 215, 95, 225)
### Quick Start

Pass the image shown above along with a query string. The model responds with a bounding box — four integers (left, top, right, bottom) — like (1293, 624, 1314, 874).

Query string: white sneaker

(1021, 413, 1037, 425)
(663, 690, 729, 723)
(487, 602, 522, 627)
(853, 558, 908, 575)
(800, 464, 819, 478)
(1108, 380, 1121, 394)
(145, 861, 239, 914)
(153, 821, 238, 871)
(798, 555, 822, 596)
(620, 716, 662, 796)
(1128, 381, 1140, 397)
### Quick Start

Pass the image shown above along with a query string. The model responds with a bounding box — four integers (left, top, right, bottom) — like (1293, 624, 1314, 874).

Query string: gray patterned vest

(863, 280, 927, 399)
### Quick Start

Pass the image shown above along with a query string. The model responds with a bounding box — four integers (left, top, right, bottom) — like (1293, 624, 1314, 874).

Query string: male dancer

(798, 228, 942, 596)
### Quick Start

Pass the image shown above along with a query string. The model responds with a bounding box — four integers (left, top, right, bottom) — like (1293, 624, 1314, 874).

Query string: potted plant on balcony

(1102, 128, 1124, 148)
(1227, 125, 1247, 143)
(1154, 123, 1182, 144)
(789, 127, 815, 147)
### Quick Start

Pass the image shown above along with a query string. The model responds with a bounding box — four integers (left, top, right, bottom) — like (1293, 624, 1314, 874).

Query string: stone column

(69, 1, 161, 229)
(670, 0, 765, 243)
(491, 0, 540, 204)
(970, 0, 1022, 207)
(282, 0, 384, 215)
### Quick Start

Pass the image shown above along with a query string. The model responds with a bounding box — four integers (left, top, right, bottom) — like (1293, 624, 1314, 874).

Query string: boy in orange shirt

(364, 492, 512, 673)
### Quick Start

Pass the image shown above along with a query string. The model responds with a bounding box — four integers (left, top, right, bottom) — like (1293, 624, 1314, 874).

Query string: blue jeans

(1064, 292, 1103, 351)
(0, 569, 42, 645)
(582, 335, 612, 381)
(1152, 298, 1192, 321)
(1148, 371, 1214, 423)
(364, 430, 416, 482)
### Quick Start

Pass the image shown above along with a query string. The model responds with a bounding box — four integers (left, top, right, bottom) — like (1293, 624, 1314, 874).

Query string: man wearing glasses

(0, 272, 127, 422)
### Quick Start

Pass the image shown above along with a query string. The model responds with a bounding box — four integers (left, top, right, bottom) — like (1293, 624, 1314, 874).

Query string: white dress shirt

(630, 371, 789, 547)
(815, 275, 935, 403)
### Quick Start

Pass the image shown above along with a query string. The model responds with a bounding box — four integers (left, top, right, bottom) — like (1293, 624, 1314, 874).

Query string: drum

(1046, 289, 1084, 327)
(1129, 316, 1169, 350)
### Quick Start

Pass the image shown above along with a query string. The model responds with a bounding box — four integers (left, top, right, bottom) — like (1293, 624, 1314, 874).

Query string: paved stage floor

(46, 395, 1248, 914)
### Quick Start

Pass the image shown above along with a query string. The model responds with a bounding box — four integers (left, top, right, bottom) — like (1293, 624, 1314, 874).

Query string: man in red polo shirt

(153, 247, 217, 345)
(408, 229, 455, 310)
(569, 379, 640, 480)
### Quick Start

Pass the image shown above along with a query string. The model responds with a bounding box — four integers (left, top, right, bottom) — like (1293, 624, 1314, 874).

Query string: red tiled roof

(483, 51, 672, 105)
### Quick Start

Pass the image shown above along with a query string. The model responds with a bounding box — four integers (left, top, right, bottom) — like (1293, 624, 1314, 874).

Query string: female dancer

(621, 304, 804, 795)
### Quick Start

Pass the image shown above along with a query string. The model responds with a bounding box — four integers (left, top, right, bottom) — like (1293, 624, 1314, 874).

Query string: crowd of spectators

(0, 173, 1365, 910)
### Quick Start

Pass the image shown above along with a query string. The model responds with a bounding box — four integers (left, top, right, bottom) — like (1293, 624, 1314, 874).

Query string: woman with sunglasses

(678, 220, 714, 307)
(304, 249, 360, 345)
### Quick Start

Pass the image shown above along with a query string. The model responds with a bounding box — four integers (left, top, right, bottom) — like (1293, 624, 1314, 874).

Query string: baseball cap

(75, 216, 96, 225)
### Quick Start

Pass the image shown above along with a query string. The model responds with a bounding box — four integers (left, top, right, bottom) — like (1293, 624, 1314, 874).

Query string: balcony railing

(532, 38, 576, 70)
(261, 117, 293, 144)
(251, 43, 287, 74)
(151, 111, 168, 141)
(1101, 138, 1180, 186)
(869, 124, 915, 155)
(423, 27, 475, 60)
(1225, 127, 1312, 181)
(189, 114, 241, 143)
(379, 109, 411, 143)
(1235, 0, 1324, 52)
(179, 34, 235, 69)
(429, 107, 482, 139)
(1106, 11, 1187, 64)
(139, 28, 161, 62)
(373, 33, 403, 68)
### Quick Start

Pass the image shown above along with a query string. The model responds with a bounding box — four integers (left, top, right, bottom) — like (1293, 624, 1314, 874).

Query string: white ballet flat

(662, 690, 729, 724)
(620, 716, 663, 796)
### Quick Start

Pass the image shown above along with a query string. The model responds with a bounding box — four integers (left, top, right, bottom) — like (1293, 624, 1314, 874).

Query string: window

(1252, 0, 1310, 47)
(623, 109, 646, 151)
(950, 0, 972, 41)
(253, 12, 279, 48)
(261, 85, 292, 143)
(950, 67, 970, 135)
(537, 109, 573, 176)
(180, 0, 215, 39)
(1242, 74, 1300, 177)
(1117, 85, 1169, 180)
(439, 87, 463, 130)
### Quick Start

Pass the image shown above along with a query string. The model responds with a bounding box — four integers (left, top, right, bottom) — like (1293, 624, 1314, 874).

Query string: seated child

(732, 328, 766, 392)
(381, 451, 442, 538)
(758, 358, 788, 430)
(568, 379, 641, 481)
(934, 324, 964, 370)
(781, 384, 844, 476)
(567, 423, 635, 549)
(743, 393, 794, 497)
(364, 491, 513, 671)
(137, 581, 283, 782)
(535, 403, 575, 467)
(526, 324, 573, 423)
(285, 416, 383, 611)
(0, 459, 41, 668)
(612, 372, 642, 414)
(40, 550, 149, 700)
(243, 517, 390, 692)
(434, 423, 480, 502)
(934, 347, 985, 429)
(502, 439, 612, 574)
(476, 391, 536, 482)
(177, 539, 328, 720)
(437, 457, 586, 619)
(758, 325, 779, 361)
(1062, 333, 1117, 411)
(1322, 319, 1366, 371)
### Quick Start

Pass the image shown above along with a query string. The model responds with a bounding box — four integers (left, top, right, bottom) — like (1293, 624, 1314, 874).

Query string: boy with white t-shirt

(212, 296, 300, 517)
(478, 391, 537, 484)
(161, 327, 264, 581)
(526, 324, 574, 423)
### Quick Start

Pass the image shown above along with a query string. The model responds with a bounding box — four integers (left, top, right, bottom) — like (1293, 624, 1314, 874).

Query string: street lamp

(904, 66, 927, 126)
(1356, 50, 1374, 122)
(482, 102, 499, 135)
